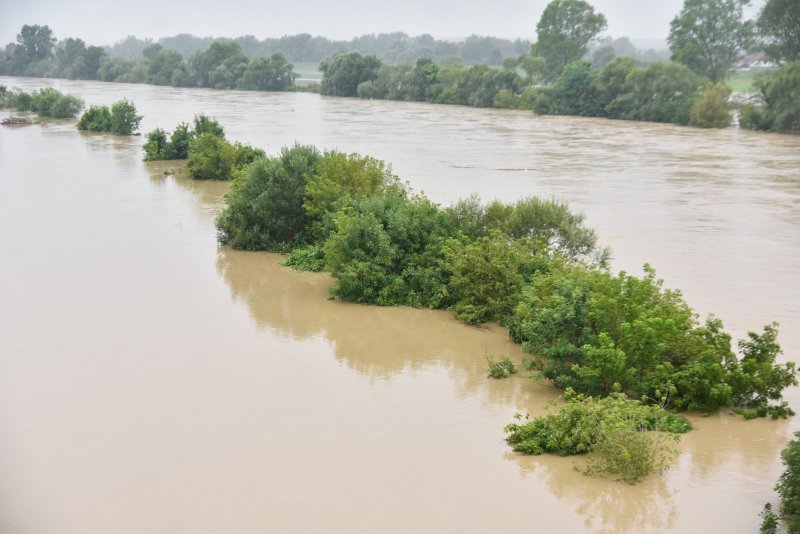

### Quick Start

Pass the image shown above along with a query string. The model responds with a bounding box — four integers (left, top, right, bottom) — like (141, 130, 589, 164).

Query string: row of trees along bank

(2, 0, 798, 131)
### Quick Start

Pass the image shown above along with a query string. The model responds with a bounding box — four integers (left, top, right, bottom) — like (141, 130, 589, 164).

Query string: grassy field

(729, 68, 775, 93)
(293, 62, 321, 80)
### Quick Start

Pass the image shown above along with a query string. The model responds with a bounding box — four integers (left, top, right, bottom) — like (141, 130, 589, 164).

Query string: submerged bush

(142, 114, 224, 160)
(77, 105, 112, 131)
(508, 264, 796, 413)
(77, 99, 142, 135)
(3, 88, 83, 118)
(488, 356, 518, 378)
(505, 390, 691, 483)
(109, 99, 142, 135)
(216, 144, 320, 250)
(775, 432, 800, 532)
(186, 133, 264, 180)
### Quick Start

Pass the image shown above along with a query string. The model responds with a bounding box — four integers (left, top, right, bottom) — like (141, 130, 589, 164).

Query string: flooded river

(1, 76, 799, 533)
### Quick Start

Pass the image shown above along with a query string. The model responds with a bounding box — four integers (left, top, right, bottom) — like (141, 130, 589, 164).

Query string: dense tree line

(105, 32, 531, 66)
(2, 0, 798, 132)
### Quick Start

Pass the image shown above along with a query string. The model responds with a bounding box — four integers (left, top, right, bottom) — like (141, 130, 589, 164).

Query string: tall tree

(16, 24, 56, 63)
(532, 0, 608, 82)
(668, 0, 754, 82)
(757, 0, 800, 64)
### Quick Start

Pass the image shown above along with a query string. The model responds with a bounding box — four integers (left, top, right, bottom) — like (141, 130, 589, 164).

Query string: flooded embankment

(1, 76, 800, 533)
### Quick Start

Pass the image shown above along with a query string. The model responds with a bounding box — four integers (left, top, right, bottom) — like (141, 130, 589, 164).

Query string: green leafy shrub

(776, 432, 800, 532)
(77, 99, 142, 135)
(186, 133, 265, 180)
(690, 83, 732, 128)
(109, 98, 142, 135)
(142, 114, 224, 160)
(760, 503, 778, 534)
(77, 105, 112, 131)
(508, 264, 796, 413)
(488, 356, 517, 378)
(740, 62, 800, 133)
(3, 88, 84, 118)
(282, 243, 326, 272)
(445, 232, 541, 325)
(216, 144, 320, 250)
(505, 390, 691, 483)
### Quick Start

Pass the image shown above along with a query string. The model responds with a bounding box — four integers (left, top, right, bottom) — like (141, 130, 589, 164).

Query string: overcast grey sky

(0, 0, 766, 46)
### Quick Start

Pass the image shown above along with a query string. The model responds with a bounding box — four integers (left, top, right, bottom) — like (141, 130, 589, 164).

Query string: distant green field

(293, 62, 321, 80)
(729, 68, 775, 93)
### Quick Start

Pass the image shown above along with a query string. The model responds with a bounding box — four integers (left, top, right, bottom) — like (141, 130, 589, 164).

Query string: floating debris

(1, 116, 34, 126)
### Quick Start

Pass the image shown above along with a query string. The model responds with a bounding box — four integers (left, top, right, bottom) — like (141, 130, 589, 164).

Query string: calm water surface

(1, 76, 800, 533)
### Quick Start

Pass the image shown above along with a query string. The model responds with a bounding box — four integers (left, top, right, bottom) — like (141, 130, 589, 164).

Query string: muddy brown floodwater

(1, 76, 799, 533)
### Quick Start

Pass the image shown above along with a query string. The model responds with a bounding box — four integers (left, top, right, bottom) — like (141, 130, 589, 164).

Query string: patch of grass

(729, 68, 776, 93)
(293, 62, 322, 80)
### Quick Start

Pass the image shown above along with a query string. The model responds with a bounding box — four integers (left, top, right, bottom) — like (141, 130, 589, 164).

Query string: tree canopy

(757, 0, 800, 64)
(533, 0, 608, 81)
(668, 0, 754, 82)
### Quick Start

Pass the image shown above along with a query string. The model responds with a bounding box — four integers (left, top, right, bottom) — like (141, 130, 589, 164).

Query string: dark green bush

(505, 390, 691, 483)
(186, 133, 264, 180)
(77, 105, 112, 131)
(216, 144, 320, 250)
(776, 432, 800, 532)
(488, 356, 518, 378)
(110, 99, 142, 135)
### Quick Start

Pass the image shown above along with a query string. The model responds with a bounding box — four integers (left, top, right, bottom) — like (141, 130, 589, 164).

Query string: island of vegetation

(1, 0, 798, 132)
(137, 113, 797, 485)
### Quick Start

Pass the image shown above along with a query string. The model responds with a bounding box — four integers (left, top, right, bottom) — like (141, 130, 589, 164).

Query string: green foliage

(488, 356, 518, 378)
(606, 61, 707, 125)
(446, 232, 542, 325)
(728, 323, 797, 415)
(77, 105, 112, 131)
(533, 60, 602, 116)
(16, 25, 55, 64)
(109, 99, 142, 135)
(216, 144, 320, 250)
(239, 53, 297, 91)
(282, 243, 326, 272)
(776, 432, 800, 533)
(757, 0, 800, 64)
(189, 41, 248, 89)
(740, 62, 800, 133)
(142, 128, 170, 161)
(186, 133, 264, 180)
(146, 48, 184, 85)
(508, 263, 796, 413)
(320, 51, 382, 96)
(505, 390, 690, 483)
(668, 0, 754, 82)
(533, 0, 608, 82)
(192, 114, 225, 138)
(324, 191, 452, 307)
(690, 83, 732, 128)
(760, 503, 779, 534)
(4, 88, 84, 118)
(304, 151, 400, 240)
(142, 114, 225, 160)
